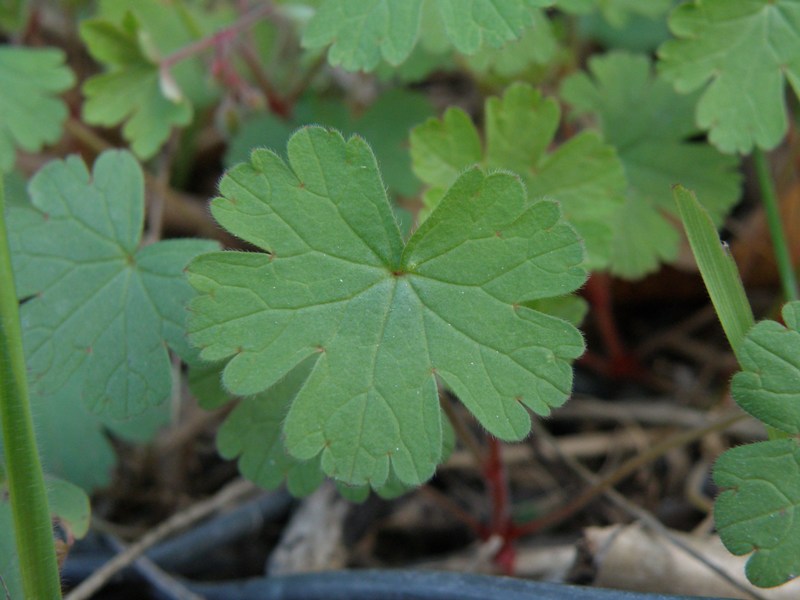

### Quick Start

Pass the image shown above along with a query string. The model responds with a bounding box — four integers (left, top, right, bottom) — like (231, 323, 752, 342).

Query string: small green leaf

(80, 14, 192, 159)
(0, 47, 74, 172)
(411, 83, 625, 270)
(715, 439, 800, 588)
(732, 301, 800, 433)
(6, 150, 218, 419)
(302, 0, 551, 72)
(561, 51, 741, 278)
(188, 126, 586, 488)
(216, 357, 325, 497)
(658, 0, 800, 154)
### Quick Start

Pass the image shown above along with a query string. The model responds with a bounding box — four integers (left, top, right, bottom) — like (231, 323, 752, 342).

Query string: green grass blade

(674, 185, 754, 359)
(0, 176, 63, 599)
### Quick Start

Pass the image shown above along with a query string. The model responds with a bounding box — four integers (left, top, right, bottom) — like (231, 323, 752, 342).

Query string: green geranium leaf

(411, 83, 625, 271)
(732, 301, 800, 434)
(302, 0, 551, 72)
(187, 126, 586, 488)
(80, 13, 192, 159)
(561, 52, 741, 278)
(658, 0, 800, 154)
(0, 47, 74, 172)
(714, 439, 800, 588)
(6, 150, 218, 419)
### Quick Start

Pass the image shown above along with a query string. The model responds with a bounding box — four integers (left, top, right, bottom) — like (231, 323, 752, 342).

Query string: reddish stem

(583, 272, 642, 379)
(160, 4, 274, 70)
(485, 436, 516, 574)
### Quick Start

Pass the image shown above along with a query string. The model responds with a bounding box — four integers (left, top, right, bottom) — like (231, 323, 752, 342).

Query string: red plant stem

(584, 272, 640, 378)
(485, 436, 516, 574)
(486, 437, 508, 535)
(238, 43, 292, 118)
(160, 3, 275, 70)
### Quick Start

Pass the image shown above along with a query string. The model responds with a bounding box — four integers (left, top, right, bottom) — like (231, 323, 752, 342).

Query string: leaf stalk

(753, 147, 798, 302)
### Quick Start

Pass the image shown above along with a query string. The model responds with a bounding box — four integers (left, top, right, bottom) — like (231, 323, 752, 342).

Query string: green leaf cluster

(187, 126, 586, 489)
(411, 82, 625, 272)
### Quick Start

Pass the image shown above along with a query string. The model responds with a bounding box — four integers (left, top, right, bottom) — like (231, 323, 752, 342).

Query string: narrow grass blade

(674, 185, 754, 359)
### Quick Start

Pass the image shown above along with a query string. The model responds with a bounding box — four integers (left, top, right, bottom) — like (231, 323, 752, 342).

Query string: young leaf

(187, 126, 586, 488)
(411, 83, 625, 271)
(302, 0, 552, 72)
(658, 0, 800, 154)
(0, 47, 74, 172)
(6, 150, 217, 419)
(732, 301, 800, 434)
(80, 13, 192, 159)
(561, 52, 741, 278)
(715, 439, 800, 588)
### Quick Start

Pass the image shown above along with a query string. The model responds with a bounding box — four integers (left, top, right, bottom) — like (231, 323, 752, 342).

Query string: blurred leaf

(80, 14, 192, 159)
(658, 0, 800, 153)
(561, 52, 741, 277)
(466, 11, 559, 79)
(0, 0, 26, 31)
(227, 89, 433, 198)
(0, 47, 74, 172)
(187, 126, 586, 488)
(411, 83, 625, 271)
(303, 0, 552, 71)
(557, 0, 672, 26)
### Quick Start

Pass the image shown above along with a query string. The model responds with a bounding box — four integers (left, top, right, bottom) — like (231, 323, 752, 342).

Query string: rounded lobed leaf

(657, 0, 800, 154)
(732, 301, 800, 434)
(715, 439, 800, 588)
(187, 126, 586, 489)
